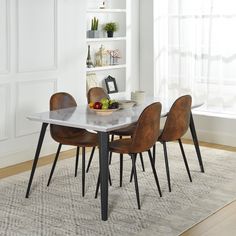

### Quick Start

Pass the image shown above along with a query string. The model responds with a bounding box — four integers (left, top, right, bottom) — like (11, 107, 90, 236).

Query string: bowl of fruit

(89, 98, 119, 115)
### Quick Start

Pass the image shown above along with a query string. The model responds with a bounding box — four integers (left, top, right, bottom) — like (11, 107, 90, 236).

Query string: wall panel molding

(16, 0, 58, 73)
(0, 83, 10, 141)
(15, 78, 57, 137)
(0, 0, 10, 74)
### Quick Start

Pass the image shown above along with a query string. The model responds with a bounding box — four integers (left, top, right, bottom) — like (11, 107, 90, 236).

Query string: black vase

(86, 45, 93, 68)
(107, 31, 114, 38)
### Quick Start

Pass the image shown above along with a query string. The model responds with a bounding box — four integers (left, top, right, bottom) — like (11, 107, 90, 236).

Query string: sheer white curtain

(154, 0, 236, 115)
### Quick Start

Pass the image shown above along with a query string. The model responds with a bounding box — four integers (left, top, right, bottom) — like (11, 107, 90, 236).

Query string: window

(154, 0, 236, 115)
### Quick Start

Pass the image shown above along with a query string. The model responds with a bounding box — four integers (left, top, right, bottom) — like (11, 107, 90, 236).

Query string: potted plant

(87, 17, 100, 38)
(103, 22, 118, 38)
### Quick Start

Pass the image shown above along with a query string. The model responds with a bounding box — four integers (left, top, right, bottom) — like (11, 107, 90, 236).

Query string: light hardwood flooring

(181, 200, 236, 236)
(1, 140, 236, 235)
(0, 148, 79, 179)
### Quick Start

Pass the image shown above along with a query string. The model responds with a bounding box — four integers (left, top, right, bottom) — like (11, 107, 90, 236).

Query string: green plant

(91, 17, 99, 31)
(103, 22, 118, 32)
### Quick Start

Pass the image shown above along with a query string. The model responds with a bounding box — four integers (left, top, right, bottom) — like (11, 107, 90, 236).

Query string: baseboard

(188, 114, 236, 148)
(185, 129, 236, 148)
(0, 147, 95, 180)
(0, 142, 74, 168)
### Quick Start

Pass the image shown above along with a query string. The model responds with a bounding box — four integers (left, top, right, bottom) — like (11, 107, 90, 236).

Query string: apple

(102, 104, 109, 109)
(100, 98, 109, 106)
(93, 101, 102, 109)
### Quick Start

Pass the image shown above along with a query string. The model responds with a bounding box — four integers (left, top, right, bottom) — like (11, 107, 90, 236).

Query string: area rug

(1, 142, 236, 236)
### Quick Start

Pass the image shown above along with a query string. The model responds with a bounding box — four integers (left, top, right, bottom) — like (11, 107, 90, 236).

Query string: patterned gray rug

(1, 142, 236, 236)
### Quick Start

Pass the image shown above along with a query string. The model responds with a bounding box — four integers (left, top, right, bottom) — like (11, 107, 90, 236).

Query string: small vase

(86, 45, 93, 68)
(87, 30, 100, 38)
(107, 31, 114, 38)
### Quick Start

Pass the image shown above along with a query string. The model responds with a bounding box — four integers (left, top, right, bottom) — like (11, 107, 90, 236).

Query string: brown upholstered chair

(96, 102, 162, 209)
(47, 92, 99, 197)
(86, 87, 145, 188)
(86, 87, 108, 173)
(87, 86, 110, 104)
(158, 95, 192, 192)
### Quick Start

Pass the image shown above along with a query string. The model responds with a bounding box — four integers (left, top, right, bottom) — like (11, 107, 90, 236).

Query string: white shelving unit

(86, 0, 127, 96)
(87, 9, 126, 13)
(86, 37, 126, 43)
(86, 64, 126, 72)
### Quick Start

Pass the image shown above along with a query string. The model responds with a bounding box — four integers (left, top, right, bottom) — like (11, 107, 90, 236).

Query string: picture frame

(86, 73, 99, 91)
(105, 75, 118, 94)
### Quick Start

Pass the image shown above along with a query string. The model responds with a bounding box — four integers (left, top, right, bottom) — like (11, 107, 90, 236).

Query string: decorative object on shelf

(131, 90, 146, 105)
(105, 75, 118, 94)
(99, 1, 106, 9)
(87, 17, 100, 38)
(86, 73, 99, 91)
(103, 22, 118, 38)
(107, 49, 121, 65)
(86, 45, 94, 68)
(95, 44, 108, 67)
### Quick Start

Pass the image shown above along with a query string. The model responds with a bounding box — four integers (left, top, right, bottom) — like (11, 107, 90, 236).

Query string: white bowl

(118, 100, 136, 109)
(89, 107, 119, 115)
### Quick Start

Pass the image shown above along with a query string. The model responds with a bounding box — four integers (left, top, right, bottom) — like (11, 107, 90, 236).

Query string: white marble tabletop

(27, 97, 204, 132)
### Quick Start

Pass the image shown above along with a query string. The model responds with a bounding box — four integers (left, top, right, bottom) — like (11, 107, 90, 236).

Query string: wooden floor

(181, 200, 236, 236)
(0, 148, 79, 179)
(1, 140, 236, 235)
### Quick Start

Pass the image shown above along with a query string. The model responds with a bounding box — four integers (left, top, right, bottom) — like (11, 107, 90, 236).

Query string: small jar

(95, 45, 108, 67)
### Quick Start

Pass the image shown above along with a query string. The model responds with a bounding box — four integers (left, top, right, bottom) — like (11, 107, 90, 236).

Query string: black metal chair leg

(148, 150, 162, 197)
(139, 153, 145, 172)
(131, 154, 141, 209)
(47, 143, 62, 186)
(130, 166, 134, 183)
(108, 168, 112, 186)
(86, 146, 96, 173)
(129, 153, 137, 182)
(120, 154, 123, 187)
(152, 144, 156, 165)
(95, 172, 100, 199)
(109, 135, 114, 165)
(95, 168, 111, 199)
(163, 142, 171, 192)
(109, 153, 112, 165)
(75, 147, 80, 177)
(82, 147, 86, 197)
(178, 139, 192, 182)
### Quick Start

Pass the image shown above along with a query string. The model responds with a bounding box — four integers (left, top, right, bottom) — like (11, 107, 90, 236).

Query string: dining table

(25, 96, 205, 221)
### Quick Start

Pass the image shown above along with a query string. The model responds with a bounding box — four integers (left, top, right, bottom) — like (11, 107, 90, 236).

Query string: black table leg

(98, 131, 109, 221)
(25, 122, 48, 198)
(189, 112, 205, 173)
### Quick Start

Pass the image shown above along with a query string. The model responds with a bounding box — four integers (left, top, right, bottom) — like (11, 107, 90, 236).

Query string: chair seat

(53, 129, 98, 147)
(110, 123, 137, 136)
(109, 138, 132, 154)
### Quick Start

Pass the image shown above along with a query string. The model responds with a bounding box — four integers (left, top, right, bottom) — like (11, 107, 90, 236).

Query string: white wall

(0, 0, 86, 168)
(0, 0, 140, 168)
(125, 0, 140, 92)
(139, 0, 154, 95)
(139, 0, 236, 147)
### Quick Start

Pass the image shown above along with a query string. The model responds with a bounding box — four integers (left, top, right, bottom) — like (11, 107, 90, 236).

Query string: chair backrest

(159, 95, 192, 142)
(130, 102, 162, 153)
(50, 92, 80, 141)
(50, 92, 77, 110)
(87, 87, 109, 104)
